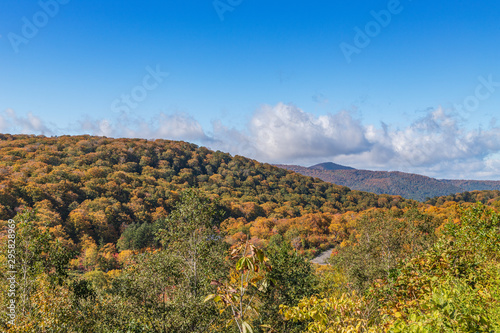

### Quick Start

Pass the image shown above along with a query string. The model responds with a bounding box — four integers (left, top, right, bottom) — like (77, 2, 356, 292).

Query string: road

(310, 248, 333, 265)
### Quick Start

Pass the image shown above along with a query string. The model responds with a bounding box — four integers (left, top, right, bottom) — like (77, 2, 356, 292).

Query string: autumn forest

(2, 134, 500, 332)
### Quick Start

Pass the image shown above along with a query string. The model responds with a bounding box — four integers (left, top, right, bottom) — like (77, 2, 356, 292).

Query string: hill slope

(0, 134, 411, 253)
(309, 162, 355, 171)
(277, 163, 500, 201)
(425, 189, 500, 207)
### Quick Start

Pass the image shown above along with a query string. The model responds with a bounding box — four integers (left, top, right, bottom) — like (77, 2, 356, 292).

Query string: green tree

(93, 250, 184, 332)
(256, 235, 318, 332)
(155, 189, 228, 332)
(157, 189, 227, 300)
(116, 219, 165, 251)
(0, 209, 75, 332)
(331, 208, 439, 293)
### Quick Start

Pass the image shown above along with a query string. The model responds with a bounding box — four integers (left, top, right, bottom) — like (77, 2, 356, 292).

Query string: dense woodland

(278, 164, 500, 202)
(1, 134, 500, 332)
(425, 190, 500, 207)
(0, 134, 410, 258)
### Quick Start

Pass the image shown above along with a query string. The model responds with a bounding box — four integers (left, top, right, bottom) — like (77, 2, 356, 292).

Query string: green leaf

(242, 321, 253, 333)
(236, 257, 246, 270)
(258, 279, 269, 292)
(257, 249, 264, 263)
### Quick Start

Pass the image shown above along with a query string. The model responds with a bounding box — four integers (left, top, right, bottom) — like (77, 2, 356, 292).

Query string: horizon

(275, 160, 497, 181)
(4, 131, 499, 183)
(1, 1, 500, 180)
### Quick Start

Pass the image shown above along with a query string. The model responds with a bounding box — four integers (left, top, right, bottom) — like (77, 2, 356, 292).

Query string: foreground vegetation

(2, 193, 500, 332)
(1, 135, 500, 332)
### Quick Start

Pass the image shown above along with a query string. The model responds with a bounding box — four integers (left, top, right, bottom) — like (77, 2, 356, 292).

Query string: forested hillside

(309, 162, 355, 171)
(425, 189, 500, 207)
(278, 164, 500, 201)
(0, 134, 409, 256)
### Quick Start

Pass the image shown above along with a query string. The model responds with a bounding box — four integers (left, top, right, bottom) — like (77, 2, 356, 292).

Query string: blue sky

(1, 0, 500, 179)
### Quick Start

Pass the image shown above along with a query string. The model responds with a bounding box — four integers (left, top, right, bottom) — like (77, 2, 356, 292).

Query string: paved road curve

(310, 248, 333, 265)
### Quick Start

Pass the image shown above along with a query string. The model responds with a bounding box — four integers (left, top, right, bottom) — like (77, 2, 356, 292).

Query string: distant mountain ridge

(309, 162, 355, 171)
(276, 163, 500, 201)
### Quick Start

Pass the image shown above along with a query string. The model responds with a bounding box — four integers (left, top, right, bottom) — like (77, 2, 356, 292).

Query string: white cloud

(390, 109, 500, 166)
(213, 104, 500, 179)
(73, 112, 210, 142)
(0, 108, 53, 135)
(331, 107, 500, 179)
(153, 113, 208, 141)
(245, 103, 371, 161)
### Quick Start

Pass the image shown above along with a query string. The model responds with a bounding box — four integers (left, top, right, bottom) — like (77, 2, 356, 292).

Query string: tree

(101, 250, 184, 332)
(157, 189, 227, 300)
(280, 293, 379, 333)
(154, 189, 228, 332)
(69, 189, 229, 332)
(331, 208, 439, 292)
(116, 219, 164, 251)
(206, 241, 272, 333)
(0, 209, 75, 331)
(375, 204, 500, 332)
(256, 235, 318, 332)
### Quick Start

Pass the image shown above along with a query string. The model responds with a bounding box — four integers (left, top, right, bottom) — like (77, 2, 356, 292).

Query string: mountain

(276, 163, 500, 201)
(0, 134, 412, 256)
(309, 162, 355, 171)
(425, 189, 500, 206)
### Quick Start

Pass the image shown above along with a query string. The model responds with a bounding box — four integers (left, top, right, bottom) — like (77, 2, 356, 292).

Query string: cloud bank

(74, 113, 210, 142)
(1, 103, 500, 180)
(0, 109, 53, 135)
